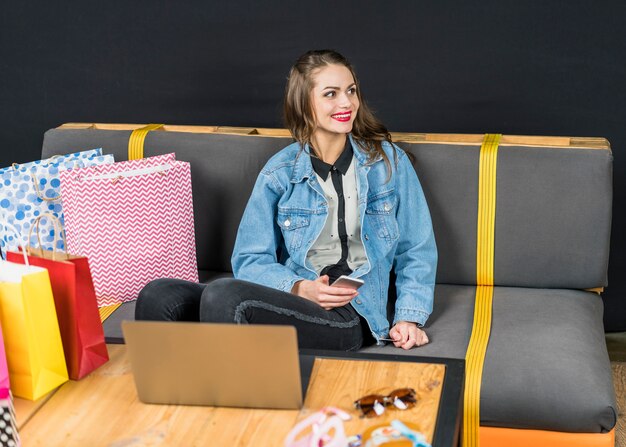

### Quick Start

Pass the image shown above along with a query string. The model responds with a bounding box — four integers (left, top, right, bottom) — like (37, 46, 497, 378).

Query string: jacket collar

(310, 139, 353, 180)
(291, 134, 373, 183)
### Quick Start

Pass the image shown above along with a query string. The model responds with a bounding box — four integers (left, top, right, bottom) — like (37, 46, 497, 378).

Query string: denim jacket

(231, 135, 437, 341)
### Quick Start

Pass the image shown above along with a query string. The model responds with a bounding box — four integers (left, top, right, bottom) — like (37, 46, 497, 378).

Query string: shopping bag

(0, 403, 19, 447)
(0, 259, 68, 400)
(0, 148, 104, 175)
(0, 148, 115, 256)
(0, 321, 9, 398)
(60, 153, 198, 306)
(6, 214, 109, 380)
(0, 322, 20, 447)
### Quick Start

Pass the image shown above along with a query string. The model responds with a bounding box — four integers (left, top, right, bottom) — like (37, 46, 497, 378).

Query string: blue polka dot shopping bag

(0, 149, 115, 256)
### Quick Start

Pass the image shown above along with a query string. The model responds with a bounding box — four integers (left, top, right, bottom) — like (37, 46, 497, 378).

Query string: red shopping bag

(7, 214, 108, 380)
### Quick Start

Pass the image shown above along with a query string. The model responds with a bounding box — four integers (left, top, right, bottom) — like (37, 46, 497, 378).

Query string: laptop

(121, 320, 313, 409)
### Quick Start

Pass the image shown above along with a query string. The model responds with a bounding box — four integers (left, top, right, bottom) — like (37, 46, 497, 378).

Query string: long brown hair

(283, 49, 396, 177)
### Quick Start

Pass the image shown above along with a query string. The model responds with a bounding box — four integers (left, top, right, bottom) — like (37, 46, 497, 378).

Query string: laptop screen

(122, 321, 305, 409)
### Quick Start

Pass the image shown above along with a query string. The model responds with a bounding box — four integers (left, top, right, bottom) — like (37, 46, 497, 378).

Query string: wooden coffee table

(14, 345, 464, 446)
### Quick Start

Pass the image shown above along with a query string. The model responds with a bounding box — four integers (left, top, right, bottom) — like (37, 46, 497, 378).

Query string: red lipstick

(331, 111, 352, 122)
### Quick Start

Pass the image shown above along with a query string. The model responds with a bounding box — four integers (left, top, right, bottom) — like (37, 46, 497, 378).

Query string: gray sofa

(42, 124, 616, 445)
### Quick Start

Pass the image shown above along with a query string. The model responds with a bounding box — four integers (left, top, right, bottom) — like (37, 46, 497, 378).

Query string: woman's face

(310, 64, 360, 141)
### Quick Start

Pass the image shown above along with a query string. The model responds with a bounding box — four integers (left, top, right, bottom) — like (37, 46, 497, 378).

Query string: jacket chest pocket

(365, 192, 399, 243)
(277, 210, 312, 252)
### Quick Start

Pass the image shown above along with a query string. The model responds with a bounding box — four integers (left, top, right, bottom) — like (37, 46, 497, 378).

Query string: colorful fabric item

(0, 149, 115, 255)
(284, 406, 351, 447)
(60, 153, 198, 306)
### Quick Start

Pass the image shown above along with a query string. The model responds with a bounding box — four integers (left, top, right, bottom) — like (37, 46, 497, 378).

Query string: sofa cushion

(398, 142, 612, 289)
(362, 284, 617, 433)
(102, 301, 135, 344)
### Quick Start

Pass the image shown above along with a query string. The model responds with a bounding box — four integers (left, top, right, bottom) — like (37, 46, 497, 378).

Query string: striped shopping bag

(59, 153, 198, 306)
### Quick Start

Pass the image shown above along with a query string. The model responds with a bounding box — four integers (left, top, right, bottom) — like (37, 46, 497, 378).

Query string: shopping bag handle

(10, 154, 62, 171)
(25, 154, 79, 202)
(8, 156, 64, 202)
(31, 171, 63, 202)
(27, 213, 69, 261)
(0, 215, 29, 265)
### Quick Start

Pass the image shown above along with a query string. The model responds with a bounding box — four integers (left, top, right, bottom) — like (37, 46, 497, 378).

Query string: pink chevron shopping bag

(59, 153, 198, 306)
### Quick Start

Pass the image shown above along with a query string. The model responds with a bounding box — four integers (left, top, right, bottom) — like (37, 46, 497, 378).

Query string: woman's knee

(135, 278, 204, 321)
(201, 278, 238, 303)
(200, 278, 248, 322)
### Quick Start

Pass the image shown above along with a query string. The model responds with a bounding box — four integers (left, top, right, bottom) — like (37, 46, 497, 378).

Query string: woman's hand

(291, 275, 358, 310)
(388, 321, 429, 350)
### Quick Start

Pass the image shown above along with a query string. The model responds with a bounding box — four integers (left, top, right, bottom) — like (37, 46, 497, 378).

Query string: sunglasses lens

(388, 388, 417, 409)
(393, 396, 408, 410)
(354, 394, 385, 418)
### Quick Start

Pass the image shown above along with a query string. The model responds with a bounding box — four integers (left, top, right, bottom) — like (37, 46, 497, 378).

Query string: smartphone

(330, 275, 365, 290)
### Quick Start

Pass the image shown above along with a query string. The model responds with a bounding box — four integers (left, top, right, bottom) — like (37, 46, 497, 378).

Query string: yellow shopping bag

(0, 259, 68, 400)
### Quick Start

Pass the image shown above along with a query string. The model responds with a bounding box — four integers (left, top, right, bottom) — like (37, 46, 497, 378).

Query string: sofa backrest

(398, 140, 612, 289)
(42, 125, 612, 290)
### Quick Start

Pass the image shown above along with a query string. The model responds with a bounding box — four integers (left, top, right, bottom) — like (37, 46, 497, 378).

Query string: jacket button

(383, 203, 391, 212)
(356, 300, 363, 305)
(284, 219, 291, 227)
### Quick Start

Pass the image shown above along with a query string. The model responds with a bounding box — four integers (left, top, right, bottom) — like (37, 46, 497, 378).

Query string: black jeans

(135, 278, 368, 351)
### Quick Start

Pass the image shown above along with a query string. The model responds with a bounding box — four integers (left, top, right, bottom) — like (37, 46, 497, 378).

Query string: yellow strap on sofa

(98, 303, 122, 323)
(463, 133, 501, 447)
(128, 124, 164, 160)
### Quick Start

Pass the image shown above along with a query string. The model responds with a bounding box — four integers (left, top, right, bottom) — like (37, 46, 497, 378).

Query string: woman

(136, 49, 437, 351)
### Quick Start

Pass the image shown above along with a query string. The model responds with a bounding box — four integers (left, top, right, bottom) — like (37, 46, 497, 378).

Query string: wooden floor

(613, 362, 625, 446)
(609, 332, 626, 447)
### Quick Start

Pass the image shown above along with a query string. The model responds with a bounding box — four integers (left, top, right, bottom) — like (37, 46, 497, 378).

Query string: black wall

(2, 1, 625, 329)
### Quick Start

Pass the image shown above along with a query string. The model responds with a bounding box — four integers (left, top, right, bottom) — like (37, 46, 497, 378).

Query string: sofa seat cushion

(361, 284, 617, 433)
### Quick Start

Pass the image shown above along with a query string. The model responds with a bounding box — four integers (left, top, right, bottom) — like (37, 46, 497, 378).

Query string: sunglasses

(353, 388, 418, 418)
